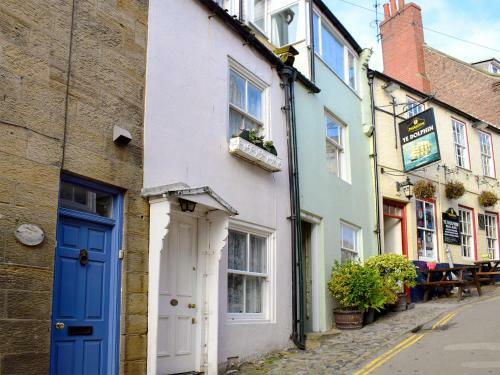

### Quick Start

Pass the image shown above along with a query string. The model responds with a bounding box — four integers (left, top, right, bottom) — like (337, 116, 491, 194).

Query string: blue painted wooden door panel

(51, 215, 112, 375)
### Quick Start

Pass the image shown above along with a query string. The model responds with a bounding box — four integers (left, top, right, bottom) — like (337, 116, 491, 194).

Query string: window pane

(341, 224, 355, 250)
(228, 273, 244, 313)
(321, 26, 344, 79)
(425, 203, 434, 230)
(229, 108, 244, 138)
(229, 70, 245, 109)
(417, 229, 425, 258)
(348, 52, 355, 89)
(243, 116, 261, 132)
(253, 0, 265, 30)
(313, 13, 320, 53)
(245, 276, 262, 313)
(416, 200, 425, 228)
(326, 141, 339, 175)
(249, 235, 266, 273)
(247, 82, 262, 120)
(326, 117, 341, 144)
(60, 182, 112, 218)
(271, 5, 298, 47)
(228, 230, 247, 271)
(341, 249, 357, 263)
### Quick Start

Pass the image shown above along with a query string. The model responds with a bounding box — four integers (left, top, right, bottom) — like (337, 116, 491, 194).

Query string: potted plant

(479, 191, 498, 207)
(445, 180, 465, 200)
(328, 261, 386, 329)
(263, 140, 277, 156)
(413, 180, 436, 200)
(365, 254, 417, 311)
(236, 129, 278, 156)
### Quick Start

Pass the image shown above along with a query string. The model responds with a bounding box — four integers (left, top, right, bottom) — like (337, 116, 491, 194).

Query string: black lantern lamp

(396, 177, 414, 200)
(179, 198, 197, 212)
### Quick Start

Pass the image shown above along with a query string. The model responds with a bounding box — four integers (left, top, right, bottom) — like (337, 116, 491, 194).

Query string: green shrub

(365, 254, 417, 304)
(327, 261, 387, 311)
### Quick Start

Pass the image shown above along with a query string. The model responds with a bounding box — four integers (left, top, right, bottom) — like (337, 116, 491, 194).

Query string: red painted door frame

(383, 199, 408, 257)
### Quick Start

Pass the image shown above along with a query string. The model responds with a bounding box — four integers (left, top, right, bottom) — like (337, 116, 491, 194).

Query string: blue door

(51, 178, 122, 375)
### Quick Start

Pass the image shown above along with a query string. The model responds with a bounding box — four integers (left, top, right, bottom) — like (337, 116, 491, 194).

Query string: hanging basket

(413, 180, 436, 200)
(479, 191, 498, 207)
(445, 181, 465, 200)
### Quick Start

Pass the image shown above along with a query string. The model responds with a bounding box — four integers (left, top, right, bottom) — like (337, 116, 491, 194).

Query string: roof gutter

(197, 0, 320, 93)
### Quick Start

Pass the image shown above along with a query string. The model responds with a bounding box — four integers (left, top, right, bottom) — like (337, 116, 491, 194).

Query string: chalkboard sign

(442, 208, 461, 245)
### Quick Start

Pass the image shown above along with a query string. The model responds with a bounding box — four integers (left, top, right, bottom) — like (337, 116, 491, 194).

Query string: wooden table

(474, 260, 500, 284)
(418, 266, 482, 302)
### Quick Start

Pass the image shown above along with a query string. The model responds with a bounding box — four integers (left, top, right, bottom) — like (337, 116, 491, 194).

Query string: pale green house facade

(290, 1, 379, 333)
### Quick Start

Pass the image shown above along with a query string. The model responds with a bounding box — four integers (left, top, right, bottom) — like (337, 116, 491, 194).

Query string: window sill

(456, 166, 472, 173)
(226, 316, 271, 325)
(229, 137, 283, 172)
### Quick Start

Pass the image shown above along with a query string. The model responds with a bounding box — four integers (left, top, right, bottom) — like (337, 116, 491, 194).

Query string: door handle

(79, 249, 88, 266)
(188, 303, 196, 309)
(55, 322, 65, 330)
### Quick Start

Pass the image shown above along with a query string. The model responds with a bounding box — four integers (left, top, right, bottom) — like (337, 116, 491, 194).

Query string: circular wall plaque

(15, 224, 45, 246)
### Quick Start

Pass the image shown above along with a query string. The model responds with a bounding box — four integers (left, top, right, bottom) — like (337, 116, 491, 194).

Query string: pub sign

(399, 108, 441, 172)
(442, 208, 461, 245)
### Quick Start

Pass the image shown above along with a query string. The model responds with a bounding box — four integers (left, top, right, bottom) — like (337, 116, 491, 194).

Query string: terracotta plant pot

(334, 310, 364, 330)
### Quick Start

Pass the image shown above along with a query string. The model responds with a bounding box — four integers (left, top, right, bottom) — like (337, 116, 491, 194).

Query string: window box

(229, 137, 283, 172)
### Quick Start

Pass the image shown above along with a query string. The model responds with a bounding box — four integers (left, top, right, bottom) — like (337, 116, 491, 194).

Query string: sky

(324, 0, 500, 71)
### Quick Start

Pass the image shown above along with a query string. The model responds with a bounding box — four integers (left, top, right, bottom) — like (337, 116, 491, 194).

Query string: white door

(157, 213, 199, 374)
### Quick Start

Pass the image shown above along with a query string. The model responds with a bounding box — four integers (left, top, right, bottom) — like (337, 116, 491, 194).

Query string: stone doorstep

(305, 328, 341, 350)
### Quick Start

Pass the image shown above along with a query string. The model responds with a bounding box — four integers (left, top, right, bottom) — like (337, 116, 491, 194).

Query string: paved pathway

(368, 294, 500, 374)
(236, 285, 500, 375)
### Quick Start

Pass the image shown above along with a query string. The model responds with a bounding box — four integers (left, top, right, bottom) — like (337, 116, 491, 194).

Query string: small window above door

(60, 181, 113, 218)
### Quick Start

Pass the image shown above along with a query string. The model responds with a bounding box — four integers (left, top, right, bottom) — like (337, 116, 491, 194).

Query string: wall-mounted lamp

(472, 121, 488, 130)
(179, 198, 197, 212)
(396, 177, 414, 200)
(382, 81, 400, 94)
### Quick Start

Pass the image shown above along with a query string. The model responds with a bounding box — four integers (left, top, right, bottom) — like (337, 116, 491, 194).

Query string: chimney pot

(383, 3, 391, 19)
(398, 0, 405, 10)
(390, 0, 397, 14)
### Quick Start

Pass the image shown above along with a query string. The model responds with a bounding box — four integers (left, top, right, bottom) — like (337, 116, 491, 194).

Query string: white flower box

(229, 137, 283, 172)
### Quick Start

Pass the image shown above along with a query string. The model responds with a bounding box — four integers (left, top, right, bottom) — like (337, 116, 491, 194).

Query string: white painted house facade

(143, 0, 297, 373)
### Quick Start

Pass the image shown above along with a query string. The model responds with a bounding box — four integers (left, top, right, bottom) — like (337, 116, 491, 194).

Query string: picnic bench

(474, 260, 500, 284)
(418, 266, 482, 302)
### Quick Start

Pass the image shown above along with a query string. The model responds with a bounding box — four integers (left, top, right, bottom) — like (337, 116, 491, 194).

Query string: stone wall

(0, 0, 149, 373)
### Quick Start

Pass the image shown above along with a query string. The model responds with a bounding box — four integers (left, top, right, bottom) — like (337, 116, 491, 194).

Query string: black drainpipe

(368, 72, 382, 255)
(279, 66, 305, 350)
(308, 0, 316, 82)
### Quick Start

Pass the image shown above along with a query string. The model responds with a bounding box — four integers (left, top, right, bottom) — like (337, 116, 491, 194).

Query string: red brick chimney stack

(380, 1, 431, 93)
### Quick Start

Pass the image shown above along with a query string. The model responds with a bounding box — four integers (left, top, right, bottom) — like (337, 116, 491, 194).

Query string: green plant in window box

(413, 180, 436, 200)
(445, 180, 465, 200)
(328, 261, 386, 329)
(364, 254, 417, 305)
(479, 191, 498, 207)
(234, 129, 278, 156)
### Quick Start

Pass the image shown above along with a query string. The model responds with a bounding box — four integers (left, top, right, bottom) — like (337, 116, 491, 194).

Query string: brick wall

(379, 0, 500, 127)
(424, 47, 500, 126)
(380, 1, 430, 92)
(0, 0, 149, 374)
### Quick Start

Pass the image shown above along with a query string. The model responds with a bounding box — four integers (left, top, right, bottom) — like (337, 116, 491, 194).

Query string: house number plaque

(14, 224, 45, 246)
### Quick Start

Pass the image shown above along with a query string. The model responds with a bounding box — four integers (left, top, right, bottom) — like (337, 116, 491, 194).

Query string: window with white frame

(216, 0, 238, 16)
(249, 0, 266, 31)
(341, 222, 360, 263)
(313, 12, 357, 91)
(459, 207, 474, 259)
(227, 229, 268, 316)
(270, 4, 299, 47)
(406, 96, 424, 118)
(416, 199, 436, 260)
(479, 131, 495, 177)
(325, 112, 347, 180)
(229, 68, 264, 138)
(485, 213, 498, 259)
(452, 119, 469, 169)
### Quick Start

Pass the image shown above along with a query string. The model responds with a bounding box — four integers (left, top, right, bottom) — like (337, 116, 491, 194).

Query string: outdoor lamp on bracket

(382, 81, 400, 95)
(396, 177, 414, 200)
(179, 198, 197, 212)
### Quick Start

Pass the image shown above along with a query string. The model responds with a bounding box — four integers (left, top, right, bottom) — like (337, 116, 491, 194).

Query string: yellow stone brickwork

(0, 0, 149, 373)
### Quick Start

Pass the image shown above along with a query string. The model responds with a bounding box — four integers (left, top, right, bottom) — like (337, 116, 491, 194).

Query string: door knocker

(79, 249, 89, 266)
